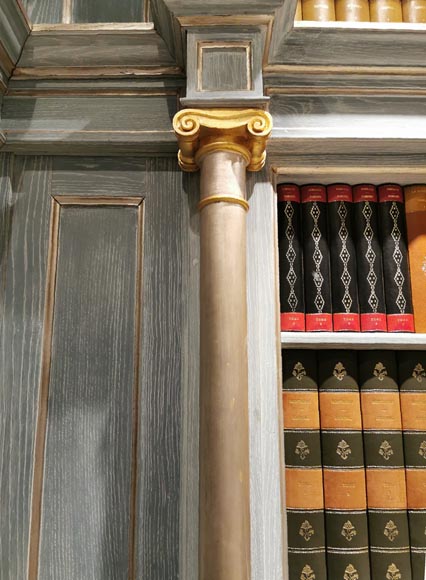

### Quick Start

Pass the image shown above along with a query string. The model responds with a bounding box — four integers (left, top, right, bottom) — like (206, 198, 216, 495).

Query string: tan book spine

(369, 0, 403, 20)
(335, 0, 370, 20)
(402, 0, 426, 20)
(295, 0, 303, 20)
(404, 185, 426, 333)
(302, 0, 336, 20)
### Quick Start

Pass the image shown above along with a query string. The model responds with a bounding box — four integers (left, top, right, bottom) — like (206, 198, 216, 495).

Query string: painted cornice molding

(0, 0, 31, 91)
(173, 108, 272, 172)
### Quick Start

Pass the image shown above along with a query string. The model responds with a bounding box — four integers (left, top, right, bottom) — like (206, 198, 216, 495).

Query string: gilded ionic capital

(173, 108, 272, 172)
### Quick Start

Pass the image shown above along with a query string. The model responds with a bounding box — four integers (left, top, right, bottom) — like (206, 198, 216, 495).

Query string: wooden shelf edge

(281, 331, 426, 349)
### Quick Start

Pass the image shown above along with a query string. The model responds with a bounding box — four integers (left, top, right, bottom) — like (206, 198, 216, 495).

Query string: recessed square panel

(198, 42, 252, 92)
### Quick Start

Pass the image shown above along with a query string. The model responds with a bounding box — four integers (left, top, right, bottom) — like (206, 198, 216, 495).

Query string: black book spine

(282, 350, 327, 580)
(398, 351, 426, 580)
(378, 184, 414, 332)
(353, 184, 387, 332)
(327, 184, 360, 332)
(278, 184, 305, 331)
(301, 185, 332, 332)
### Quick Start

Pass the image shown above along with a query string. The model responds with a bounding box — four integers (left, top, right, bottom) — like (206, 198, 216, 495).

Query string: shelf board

(281, 332, 426, 350)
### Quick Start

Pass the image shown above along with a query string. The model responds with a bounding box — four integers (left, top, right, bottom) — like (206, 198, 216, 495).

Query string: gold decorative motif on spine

(344, 564, 359, 580)
(374, 362, 388, 381)
(386, 563, 402, 580)
(333, 362, 347, 381)
(384, 520, 399, 542)
(295, 440, 310, 461)
(337, 440, 352, 460)
(341, 520, 357, 542)
(173, 108, 272, 172)
(293, 362, 306, 381)
(379, 440, 394, 461)
(300, 564, 316, 580)
(418, 441, 426, 459)
(412, 363, 426, 382)
(299, 520, 315, 542)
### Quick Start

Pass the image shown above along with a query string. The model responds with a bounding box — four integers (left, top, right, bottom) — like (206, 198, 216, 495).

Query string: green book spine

(398, 351, 426, 580)
(359, 350, 412, 580)
(282, 350, 327, 580)
(318, 350, 371, 580)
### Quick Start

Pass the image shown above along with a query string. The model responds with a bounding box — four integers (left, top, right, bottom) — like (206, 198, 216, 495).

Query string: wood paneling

(22, 0, 63, 24)
(0, 156, 52, 580)
(37, 202, 141, 579)
(246, 170, 285, 580)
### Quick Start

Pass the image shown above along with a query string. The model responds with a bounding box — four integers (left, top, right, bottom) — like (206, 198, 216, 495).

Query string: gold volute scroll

(173, 108, 272, 172)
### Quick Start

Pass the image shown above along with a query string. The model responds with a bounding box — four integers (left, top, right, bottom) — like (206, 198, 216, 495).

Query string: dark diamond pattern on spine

(311, 202, 325, 313)
(362, 201, 379, 313)
(285, 201, 298, 312)
(389, 202, 406, 314)
(337, 202, 352, 313)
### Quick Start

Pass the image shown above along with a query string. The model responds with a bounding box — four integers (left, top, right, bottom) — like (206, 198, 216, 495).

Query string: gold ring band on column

(198, 195, 249, 212)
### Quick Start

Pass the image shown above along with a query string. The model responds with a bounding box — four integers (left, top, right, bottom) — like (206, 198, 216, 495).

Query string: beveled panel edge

(52, 194, 144, 206)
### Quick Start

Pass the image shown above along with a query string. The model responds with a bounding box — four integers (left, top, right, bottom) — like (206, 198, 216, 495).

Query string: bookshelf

(281, 332, 426, 349)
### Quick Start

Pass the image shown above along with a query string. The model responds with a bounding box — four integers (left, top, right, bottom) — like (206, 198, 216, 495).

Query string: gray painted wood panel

(246, 170, 285, 580)
(17, 30, 176, 68)
(73, 0, 144, 23)
(22, 0, 63, 24)
(0, 156, 52, 580)
(38, 204, 139, 579)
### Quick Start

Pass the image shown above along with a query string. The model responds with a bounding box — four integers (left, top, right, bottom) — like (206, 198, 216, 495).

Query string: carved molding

(173, 108, 272, 172)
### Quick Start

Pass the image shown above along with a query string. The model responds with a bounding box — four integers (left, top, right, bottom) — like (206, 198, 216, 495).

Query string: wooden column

(173, 109, 272, 580)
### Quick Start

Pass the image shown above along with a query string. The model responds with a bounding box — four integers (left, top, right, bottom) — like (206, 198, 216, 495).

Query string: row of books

(278, 183, 426, 333)
(295, 0, 426, 22)
(283, 349, 426, 580)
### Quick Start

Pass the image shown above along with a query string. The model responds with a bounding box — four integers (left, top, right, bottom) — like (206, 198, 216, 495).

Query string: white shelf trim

(281, 332, 426, 350)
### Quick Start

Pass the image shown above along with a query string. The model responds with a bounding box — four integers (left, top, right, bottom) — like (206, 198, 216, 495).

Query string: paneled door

(0, 155, 199, 580)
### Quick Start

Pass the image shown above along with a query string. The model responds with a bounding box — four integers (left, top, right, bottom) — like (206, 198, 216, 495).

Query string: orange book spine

(295, 0, 303, 19)
(404, 185, 426, 333)
(402, 0, 426, 21)
(369, 0, 403, 20)
(335, 0, 370, 20)
(302, 0, 336, 20)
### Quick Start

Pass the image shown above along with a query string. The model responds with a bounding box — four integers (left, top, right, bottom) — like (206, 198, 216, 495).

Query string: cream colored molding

(173, 108, 272, 172)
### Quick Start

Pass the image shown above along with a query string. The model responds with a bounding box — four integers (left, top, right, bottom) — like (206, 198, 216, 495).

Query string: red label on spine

(277, 184, 300, 203)
(378, 184, 404, 203)
(305, 313, 333, 331)
(387, 314, 415, 332)
(360, 313, 387, 332)
(281, 312, 305, 332)
(301, 185, 326, 203)
(353, 184, 377, 203)
(327, 184, 352, 203)
(333, 313, 360, 332)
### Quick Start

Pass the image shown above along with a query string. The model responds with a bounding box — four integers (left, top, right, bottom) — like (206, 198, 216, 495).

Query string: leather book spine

(295, 0, 303, 19)
(318, 350, 371, 580)
(404, 185, 426, 332)
(398, 351, 426, 580)
(378, 184, 414, 332)
(282, 350, 327, 580)
(302, 0, 336, 19)
(278, 184, 305, 332)
(353, 184, 387, 332)
(327, 184, 360, 332)
(402, 0, 426, 21)
(301, 185, 333, 332)
(369, 0, 403, 20)
(335, 0, 370, 20)
(359, 350, 412, 580)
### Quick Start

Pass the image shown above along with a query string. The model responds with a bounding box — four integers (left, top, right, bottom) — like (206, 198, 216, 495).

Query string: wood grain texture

(17, 30, 176, 68)
(73, 0, 144, 23)
(38, 204, 140, 580)
(246, 169, 285, 580)
(0, 0, 30, 64)
(0, 156, 52, 580)
(270, 21, 426, 67)
(22, 0, 63, 24)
